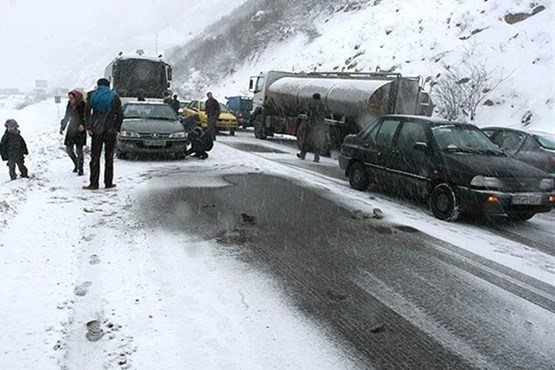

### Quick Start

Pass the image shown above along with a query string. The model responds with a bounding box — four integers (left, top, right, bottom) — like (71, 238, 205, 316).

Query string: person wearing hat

(83, 78, 123, 190)
(0, 119, 29, 180)
(60, 89, 87, 176)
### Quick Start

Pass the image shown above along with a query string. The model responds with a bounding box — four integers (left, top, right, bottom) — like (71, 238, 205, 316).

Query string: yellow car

(182, 99, 238, 135)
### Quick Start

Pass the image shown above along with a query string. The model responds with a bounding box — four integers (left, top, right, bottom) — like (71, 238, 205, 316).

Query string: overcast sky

(0, 0, 247, 91)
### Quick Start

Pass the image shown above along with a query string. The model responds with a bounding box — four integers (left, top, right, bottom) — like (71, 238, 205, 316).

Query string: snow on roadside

(0, 100, 360, 369)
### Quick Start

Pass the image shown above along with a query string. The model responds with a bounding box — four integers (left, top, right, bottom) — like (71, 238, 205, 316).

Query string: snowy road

(222, 130, 555, 255)
(0, 101, 553, 369)
(138, 171, 555, 369)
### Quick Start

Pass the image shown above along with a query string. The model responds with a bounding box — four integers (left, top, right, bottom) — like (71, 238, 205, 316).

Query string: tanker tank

(266, 77, 394, 120)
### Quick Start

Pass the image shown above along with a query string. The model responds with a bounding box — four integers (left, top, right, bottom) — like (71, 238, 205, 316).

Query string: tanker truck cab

(249, 71, 295, 111)
(249, 71, 298, 139)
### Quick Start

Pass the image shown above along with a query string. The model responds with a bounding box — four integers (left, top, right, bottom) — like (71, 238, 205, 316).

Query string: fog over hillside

(167, 0, 553, 132)
(0, 0, 247, 91)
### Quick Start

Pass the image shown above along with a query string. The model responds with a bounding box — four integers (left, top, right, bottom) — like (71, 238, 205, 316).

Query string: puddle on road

(135, 173, 398, 249)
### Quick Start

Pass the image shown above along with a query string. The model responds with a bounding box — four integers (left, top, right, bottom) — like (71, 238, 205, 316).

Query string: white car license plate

(512, 195, 542, 205)
(144, 140, 166, 147)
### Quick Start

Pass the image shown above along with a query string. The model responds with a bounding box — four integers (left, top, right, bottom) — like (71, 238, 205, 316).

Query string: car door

(364, 118, 401, 185)
(389, 119, 433, 198)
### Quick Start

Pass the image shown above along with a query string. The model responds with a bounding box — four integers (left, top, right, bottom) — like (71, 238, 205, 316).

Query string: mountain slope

(167, 0, 553, 131)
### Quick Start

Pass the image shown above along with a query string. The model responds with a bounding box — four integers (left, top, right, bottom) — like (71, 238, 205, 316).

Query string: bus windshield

(112, 59, 168, 99)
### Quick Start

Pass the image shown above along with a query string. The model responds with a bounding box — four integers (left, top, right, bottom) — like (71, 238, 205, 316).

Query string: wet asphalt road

(137, 173, 555, 370)
(222, 132, 555, 254)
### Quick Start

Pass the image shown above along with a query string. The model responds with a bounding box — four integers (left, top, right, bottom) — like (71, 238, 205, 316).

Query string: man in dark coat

(83, 78, 123, 190)
(171, 94, 180, 114)
(297, 93, 328, 163)
(60, 89, 87, 176)
(205, 92, 220, 141)
(0, 119, 29, 180)
(185, 127, 212, 160)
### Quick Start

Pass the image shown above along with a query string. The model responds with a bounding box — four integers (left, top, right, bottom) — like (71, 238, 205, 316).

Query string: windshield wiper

(478, 149, 505, 156)
(444, 146, 505, 156)
(444, 146, 479, 153)
(150, 117, 176, 121)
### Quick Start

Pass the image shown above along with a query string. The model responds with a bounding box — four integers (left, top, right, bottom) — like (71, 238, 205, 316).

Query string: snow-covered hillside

(170, 0, 553, 132)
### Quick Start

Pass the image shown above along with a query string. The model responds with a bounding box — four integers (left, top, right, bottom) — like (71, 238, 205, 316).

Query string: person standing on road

(0, 119, 29, 180)
(83, 78, 123, 190)
(59, 89, 87, 176)
(297, 93, 328, 163)
(296, 117, 310, 160)
(205, 92, 220, 141)
(171, 94, 180, 114)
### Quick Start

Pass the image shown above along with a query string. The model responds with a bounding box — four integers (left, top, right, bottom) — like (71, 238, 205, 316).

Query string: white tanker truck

(248, 70, 433, 148)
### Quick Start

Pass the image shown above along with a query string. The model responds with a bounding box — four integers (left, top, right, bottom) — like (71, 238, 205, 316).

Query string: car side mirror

(414, 142, 431, 155)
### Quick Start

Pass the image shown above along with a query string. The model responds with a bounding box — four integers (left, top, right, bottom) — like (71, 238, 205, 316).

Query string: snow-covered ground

(0, 98, 553, 368)
(0, 100, 360, 369)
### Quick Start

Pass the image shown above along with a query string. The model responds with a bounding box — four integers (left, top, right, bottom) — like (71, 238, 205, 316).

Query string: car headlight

(539, 178, 554, 191)
(119, 130, 140, 138)
(169, 132, 186, 139)
(470, 175, 503, 189)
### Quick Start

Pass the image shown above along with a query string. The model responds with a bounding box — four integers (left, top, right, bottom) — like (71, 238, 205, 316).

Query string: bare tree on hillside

(432, 46, 508, 122)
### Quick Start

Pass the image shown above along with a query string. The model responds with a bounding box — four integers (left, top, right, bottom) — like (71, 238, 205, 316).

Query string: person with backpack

(82, 78, 123, 190)
(0, 119, 29, 180)
(59, 89, 87, 176)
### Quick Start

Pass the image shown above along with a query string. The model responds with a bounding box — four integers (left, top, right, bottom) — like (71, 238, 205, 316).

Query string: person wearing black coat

(0, 119, 29, 180)
(60, 89, 87, 176)
(297, 93, 328, 163)
(185, 127, 212, 160)
(83, 78, 123, 190)
(205, 92, 221, 141)
(171, 94, 180, 114)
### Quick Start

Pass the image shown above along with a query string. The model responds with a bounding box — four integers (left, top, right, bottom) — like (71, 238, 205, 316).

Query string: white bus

(104, 54, 172, 100)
